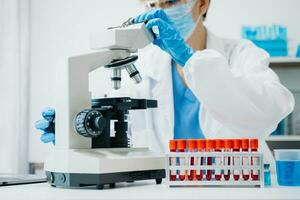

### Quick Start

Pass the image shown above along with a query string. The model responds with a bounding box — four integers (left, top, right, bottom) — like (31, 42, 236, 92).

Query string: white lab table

(1, 178, 300, 200)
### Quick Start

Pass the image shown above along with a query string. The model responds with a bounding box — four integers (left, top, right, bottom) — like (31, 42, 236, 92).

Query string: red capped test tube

(205, 139, 215, 181)
(196, 139, 205, 181)
(187, 140, 196, 181)
(241, 138, 250, 181)
(233, 139, 241, 181)
(177, 140, 187, 181)
(223, 139, 233, 181)
(169, 140, 177, 181)
(214, 139, 224, 181)
(250, 138, 259, 181)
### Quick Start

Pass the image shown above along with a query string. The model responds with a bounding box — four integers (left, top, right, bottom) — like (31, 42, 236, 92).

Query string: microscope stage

(45, 148, 166, 189)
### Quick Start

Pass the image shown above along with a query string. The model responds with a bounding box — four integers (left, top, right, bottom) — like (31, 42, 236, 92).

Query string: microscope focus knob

(74, 109, 106, 137)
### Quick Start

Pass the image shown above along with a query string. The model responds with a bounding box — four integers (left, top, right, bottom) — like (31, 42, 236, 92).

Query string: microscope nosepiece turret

(105, 55, 141, 90)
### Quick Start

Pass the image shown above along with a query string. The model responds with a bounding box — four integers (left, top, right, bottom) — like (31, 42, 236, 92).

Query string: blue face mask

(165, 0, 196, 38)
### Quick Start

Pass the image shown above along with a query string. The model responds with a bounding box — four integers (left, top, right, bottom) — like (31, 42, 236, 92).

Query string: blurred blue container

(274, 150, 300, 186)
(252, 40, 288, 57)
(297, 45, 300, 57)
(264, 164, 271, 186)
(242, 25, 288, 57)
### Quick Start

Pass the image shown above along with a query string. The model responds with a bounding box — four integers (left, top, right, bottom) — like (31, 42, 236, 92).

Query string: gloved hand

(134, 9, 194, 67)
(35, 107, 55, 144)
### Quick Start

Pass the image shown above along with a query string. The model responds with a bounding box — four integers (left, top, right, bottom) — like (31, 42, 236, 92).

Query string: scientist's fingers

(41, 133, 55, 143)
(134, 8, 170, 24)
(35, 119, 50, 130)
(42, 107, 55, 121)
(145, 18, 170, 38)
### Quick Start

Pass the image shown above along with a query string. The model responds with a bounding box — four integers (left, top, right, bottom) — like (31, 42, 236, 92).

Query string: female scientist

(36, 0, 294, 155)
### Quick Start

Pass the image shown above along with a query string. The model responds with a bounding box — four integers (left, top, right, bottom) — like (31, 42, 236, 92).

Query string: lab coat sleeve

(183, 41, 295, 136)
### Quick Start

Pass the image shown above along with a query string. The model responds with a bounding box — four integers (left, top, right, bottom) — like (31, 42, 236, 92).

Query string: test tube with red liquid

(241, 139, 250, 181)
(223, 139, 233, 181)
(214, 139, 223, 181)
(233, 139, 241, 181)
(187, 140, 197, 180)
(196, 139, 205, 181)
(250, 138, 259, 181)
(169, 140, 177, 181)
(205, 139, 215, 181)
(177, 140, 187, 181)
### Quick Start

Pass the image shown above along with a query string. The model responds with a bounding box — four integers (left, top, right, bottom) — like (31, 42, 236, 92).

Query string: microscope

(45, 20, 166, 189)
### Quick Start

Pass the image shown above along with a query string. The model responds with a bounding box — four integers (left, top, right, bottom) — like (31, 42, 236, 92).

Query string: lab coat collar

(206, 28, 227, 57)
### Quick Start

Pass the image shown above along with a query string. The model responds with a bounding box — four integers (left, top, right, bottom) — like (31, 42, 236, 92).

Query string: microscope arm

(90, 23, 154, 52)
(67, 22, 154, 74)
(69, 49, 130, 73)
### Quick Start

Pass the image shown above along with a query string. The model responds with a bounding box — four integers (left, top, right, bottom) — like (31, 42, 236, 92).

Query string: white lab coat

(111, 29, 295, 164)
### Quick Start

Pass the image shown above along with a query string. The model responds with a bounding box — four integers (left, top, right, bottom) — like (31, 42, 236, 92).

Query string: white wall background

(29, 0, 300, 163)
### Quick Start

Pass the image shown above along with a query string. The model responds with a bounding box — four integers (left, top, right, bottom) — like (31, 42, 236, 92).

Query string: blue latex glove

(35, 107, 55, 144)
(134, 9, 194, 67)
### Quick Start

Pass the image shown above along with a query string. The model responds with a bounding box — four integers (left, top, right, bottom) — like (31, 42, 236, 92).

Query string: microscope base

(45, 169, 164, 189)
(44, 148, 166, 189)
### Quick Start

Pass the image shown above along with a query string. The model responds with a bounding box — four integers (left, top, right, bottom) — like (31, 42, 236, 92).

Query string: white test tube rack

(166, 152, 264, 187)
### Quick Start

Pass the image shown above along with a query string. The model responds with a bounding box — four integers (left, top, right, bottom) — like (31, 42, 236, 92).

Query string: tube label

(215, 156, 222, 175)
(179, 157, 186, 175)
(252, 156, 259, 174)
(233, 156, 240, 175)
(170, 157, 176, 175)
(242, 156, 249, 175)
(224, 156, 230, 175)
(197, 157, 202, 174)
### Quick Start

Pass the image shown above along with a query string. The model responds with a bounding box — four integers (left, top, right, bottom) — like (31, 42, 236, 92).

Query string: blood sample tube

(196, 139, 205, 181)
(233, 139, 241, 181)
(223, 139, 233, 181)
(177, 140, 187, 181)
(214, 139, 223, 181)
(187, 140, 196, 181)
(169, 140, 177, 181)
(205, 139, 215, 181)
(241, 138, 250, 181)
(250, 138, 259, 181)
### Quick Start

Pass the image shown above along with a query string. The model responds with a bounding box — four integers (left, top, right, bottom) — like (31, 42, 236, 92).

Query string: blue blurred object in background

(242, 24, 288, 57)
(271, 120, 285, 136)
(275, 150, 300, 186)
(297, 45, 300, 57)
(264, 164, 271, 187)
(276, 160, 300, 186)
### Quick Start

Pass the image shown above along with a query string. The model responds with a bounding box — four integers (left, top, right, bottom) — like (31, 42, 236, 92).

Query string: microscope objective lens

(126, 64, 142, 84)
(111, 68, 121, 90)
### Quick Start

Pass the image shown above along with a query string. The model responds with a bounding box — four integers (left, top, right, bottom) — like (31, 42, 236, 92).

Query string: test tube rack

(166, 151, 264, 187)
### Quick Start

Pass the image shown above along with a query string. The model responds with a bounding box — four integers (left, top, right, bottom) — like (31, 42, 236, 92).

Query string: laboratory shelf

(270, 57, 300, 63)
(269, 57, 300, 68)
(266, 135, 300, 142)
(266, 136, 300, 152)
